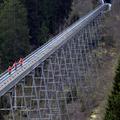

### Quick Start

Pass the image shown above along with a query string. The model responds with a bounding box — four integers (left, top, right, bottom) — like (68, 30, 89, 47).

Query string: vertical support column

(41, 63, 53, 120)
(49, 57, 62, 120)
(66, 38, 82, 108)
(14, 85, 17, 110)
(79, 29, 93, 109)
(55, 51, 70, 120)
(32, 70, 42, 119)
(9, 92, 15, 120)
(88, 19, 101, 93)
(21, 79, 30, 120)
(68, 33, 89, 108)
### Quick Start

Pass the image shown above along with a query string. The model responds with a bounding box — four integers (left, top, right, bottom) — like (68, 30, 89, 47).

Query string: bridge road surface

(0, 4, 109, 97)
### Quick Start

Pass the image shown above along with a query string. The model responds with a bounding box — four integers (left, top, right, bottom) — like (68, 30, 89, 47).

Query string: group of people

(8, 58, 23, 74)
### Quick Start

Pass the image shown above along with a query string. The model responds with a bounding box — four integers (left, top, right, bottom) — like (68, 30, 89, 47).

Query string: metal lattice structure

(0, 4, 110, 120)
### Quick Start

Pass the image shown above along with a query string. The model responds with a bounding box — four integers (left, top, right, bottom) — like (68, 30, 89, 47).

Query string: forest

(0, 0, 72, 72)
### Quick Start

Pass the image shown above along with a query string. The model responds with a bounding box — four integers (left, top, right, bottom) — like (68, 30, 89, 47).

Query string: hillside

(66, 0, 120, 120)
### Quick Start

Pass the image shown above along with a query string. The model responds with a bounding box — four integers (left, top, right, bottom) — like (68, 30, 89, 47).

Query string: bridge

(0, 2, 111, 120)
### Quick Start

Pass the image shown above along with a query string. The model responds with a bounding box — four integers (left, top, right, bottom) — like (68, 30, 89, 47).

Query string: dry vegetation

(65, 0, 120, 120)
(63, 0, 94, 28)
(87, 0, 120, 120)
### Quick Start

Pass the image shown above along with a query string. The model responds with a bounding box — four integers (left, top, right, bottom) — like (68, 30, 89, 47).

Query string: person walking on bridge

(13, 61, 17, 70)
(8, 66, 12, 75)
(19, 58, 23, 66)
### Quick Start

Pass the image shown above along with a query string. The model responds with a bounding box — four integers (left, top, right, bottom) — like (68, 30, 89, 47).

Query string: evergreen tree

(23, 0, 39, 47)
(104, 60, 120, 120)
(112, 62, 120, 95)
(0, 0, 3, 10)
(38, 22, 49, 45)
(0, 0, 30, 70)
(0, 0, 3, 4)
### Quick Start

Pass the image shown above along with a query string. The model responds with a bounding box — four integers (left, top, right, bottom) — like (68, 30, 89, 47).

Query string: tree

(0, 0, 30, 70)
(112, 62, 120, 95)
(104, 60, 120, 120)
(38, 22, 49, 45)
(0, 0, 3, 4)
(23, 0, 39, 47)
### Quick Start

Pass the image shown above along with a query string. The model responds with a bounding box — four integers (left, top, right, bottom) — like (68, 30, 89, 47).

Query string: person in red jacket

(19, 58, 23, 66)
(13, 61, 17, 70)
(8, 66, 12, 75)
